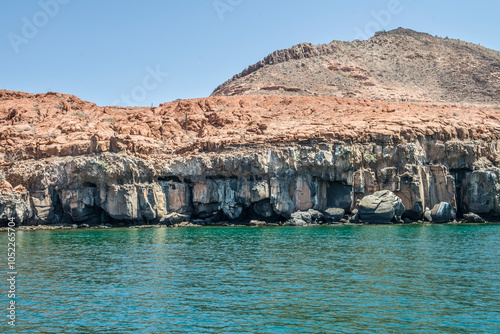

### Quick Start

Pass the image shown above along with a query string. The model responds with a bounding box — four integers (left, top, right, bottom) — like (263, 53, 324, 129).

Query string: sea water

(1, 224, 499, 333)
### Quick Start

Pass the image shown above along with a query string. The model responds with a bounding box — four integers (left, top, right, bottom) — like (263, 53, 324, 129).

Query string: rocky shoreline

(1, 136, 499, 228)
(0, 218, 496, 233)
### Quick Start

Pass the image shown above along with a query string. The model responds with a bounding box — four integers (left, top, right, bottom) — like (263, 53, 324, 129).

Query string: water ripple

(1, 224, 499, 333)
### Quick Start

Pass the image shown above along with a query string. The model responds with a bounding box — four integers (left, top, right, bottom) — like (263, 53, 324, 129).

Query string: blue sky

(1, 0, 499, 106)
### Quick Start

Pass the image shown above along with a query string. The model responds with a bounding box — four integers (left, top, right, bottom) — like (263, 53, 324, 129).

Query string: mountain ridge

(211, 28, 500, 104)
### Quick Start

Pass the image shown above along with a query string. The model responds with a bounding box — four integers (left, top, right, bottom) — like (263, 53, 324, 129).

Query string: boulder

(307, 209, 323, 221)
(291, 211, 312, 223)
(249, 220, 267, 226)
(348, 209, 360, 224)
(324, 207, 345, 222)
(164, 212, 191, 225)
(462, 212, 486, 223)
(174, 221, 200, 228)
(291, 209, 323, 223)
(359, 190, 405, 224)
(284, 218, 308, 226)
(424, 202, 456, 223)
(191, 219, 206, 226)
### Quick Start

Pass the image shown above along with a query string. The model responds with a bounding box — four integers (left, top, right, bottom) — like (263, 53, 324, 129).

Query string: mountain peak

(211, 28, 500, 104)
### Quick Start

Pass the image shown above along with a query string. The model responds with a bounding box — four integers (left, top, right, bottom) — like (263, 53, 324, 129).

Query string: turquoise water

(1, 225, 500, 333)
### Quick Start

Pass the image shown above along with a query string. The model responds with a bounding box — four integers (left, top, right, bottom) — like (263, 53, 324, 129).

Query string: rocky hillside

(1, 89, 500, 226)
(212, 28, 500, 104)
(1, 90, 499, 161)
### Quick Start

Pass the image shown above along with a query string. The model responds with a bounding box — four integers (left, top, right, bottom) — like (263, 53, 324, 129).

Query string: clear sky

(1, 0, 499, 106)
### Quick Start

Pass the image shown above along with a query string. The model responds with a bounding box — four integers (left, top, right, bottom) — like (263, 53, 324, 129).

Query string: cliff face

(211, 28, 500, 104)
(1, 89, 500, 226)
(2, 138, 499, 226)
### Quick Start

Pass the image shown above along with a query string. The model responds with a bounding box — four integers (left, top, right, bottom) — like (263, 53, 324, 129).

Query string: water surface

(2, 224, 500, 333)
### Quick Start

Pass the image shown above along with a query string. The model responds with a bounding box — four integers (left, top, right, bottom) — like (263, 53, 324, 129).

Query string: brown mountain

(211, 28, 500, 104)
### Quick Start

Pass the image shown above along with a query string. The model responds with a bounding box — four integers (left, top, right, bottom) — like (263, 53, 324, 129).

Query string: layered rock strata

(1, 138, 499, 226)
(1, 90, 499, 226)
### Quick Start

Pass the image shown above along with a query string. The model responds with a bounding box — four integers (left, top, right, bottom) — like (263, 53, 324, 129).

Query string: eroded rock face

(102, 184, 141, 221)
(359, 190, 405, 224)
(253, 200, 273, 218)
(1, 137, 499, 225)
(61, 187, 100, 223)
(31, 190, 53, 222)
(270, 177, 296, 218)
(466, 169, 500, 215)
(0, 181, 32, 224)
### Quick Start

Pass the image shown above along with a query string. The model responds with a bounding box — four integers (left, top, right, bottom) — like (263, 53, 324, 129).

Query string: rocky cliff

(1, 138, 499, 226)
(1, 90, 499, 226)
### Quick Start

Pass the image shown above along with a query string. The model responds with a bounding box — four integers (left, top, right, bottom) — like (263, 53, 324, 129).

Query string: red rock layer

(1, 90, 499, 162)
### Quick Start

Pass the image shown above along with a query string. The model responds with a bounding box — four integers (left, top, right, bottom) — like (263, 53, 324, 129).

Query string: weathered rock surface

(2, 90, 500, 163)
(1, 133, 498, 226)
(462, 212, 486, 223)
(0, 181, 32, 224)
(212, 28, 500, 105)
(359, 190, 405, 224)
(290, 209, 324, 225)
(324, 208, 345, 222)
(424, 202, 456, 223)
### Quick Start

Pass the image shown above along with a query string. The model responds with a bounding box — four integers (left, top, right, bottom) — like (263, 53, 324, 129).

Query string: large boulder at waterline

(359, 190, 405, 224)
